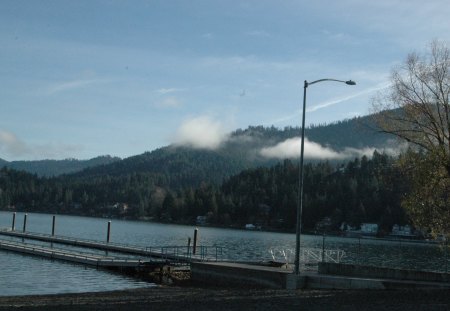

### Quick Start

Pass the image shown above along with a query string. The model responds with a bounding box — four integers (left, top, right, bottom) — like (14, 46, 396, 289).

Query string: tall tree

(372, 40, 450, 235)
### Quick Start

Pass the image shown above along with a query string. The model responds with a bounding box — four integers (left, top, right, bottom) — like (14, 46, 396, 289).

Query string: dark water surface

(0, 211, 448, 296)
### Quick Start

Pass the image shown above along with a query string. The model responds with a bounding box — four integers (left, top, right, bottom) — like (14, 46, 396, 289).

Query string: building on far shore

(388, 224, 423, 239)
(341, 222, 379, 237)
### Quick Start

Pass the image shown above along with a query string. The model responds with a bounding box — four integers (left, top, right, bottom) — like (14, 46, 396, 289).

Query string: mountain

(69, 115, 393, 189)
(306, 116, 390, 150)
(0, 155, 121, 177)
(1, 115, 393, 184)
(0, 115, 401, 226)
(0, 158, 7, 166)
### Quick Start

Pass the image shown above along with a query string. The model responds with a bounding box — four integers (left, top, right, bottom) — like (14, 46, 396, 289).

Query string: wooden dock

(0, 239, 153, 270)
(0, 228, 223, 264)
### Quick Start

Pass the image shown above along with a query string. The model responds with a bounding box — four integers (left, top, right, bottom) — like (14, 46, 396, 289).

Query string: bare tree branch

(372, 40, 450, 234)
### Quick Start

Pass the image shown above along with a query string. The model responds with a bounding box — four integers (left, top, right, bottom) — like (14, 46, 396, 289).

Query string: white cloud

(155, 88, 185, 95)
(260, 137, 342, 159)
(172, 116, 228, 150)
(32, 142, 84, 160)
(156, 97, 183, 108)
(0, 129, 83, 160)
(259, 137, 401, 160)
(343, 145, 405, 158)
(46, 78, 109, 95)
(0, 130, 28, 158)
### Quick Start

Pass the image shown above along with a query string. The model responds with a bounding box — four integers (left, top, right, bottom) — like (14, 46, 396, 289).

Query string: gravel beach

(1, 286, 449, 311)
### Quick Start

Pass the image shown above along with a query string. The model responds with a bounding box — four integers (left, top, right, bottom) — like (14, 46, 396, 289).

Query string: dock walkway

(0, 228, 222, 264)
(0, 226, 221, 274)
(0, 239, 151, 269)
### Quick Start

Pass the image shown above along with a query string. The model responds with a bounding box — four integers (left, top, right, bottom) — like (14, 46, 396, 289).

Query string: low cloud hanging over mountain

(172, 116, 229, 150)
(259, 136, 402, 160)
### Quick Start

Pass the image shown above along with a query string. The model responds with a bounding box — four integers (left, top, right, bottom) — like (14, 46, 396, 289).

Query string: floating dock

(0, 228, 222, 264)
(2, 228, 449, 290)
(0, 239, 153, 270)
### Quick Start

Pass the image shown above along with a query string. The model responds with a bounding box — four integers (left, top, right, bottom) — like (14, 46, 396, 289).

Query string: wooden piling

(322, 233, 325, 262)
(187, 237, 191, 256)
(107, 221, 111, 243)
(23, 213, 27, 233)
(51, 215, 56, 236)
(12, 212, 16, 231)
(193, 228, 198, 255)
(11, 212, 16, 231)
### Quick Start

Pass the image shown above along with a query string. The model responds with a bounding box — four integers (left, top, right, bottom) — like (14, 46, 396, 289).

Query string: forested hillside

(215, 152, 407, 231)
(0, 116, 405, 232)
(307, 117, 388, 150)
(0, 116, 392, 181)
(0, 156, 121, 177)
(71, 116, 393, 188)
(0, 151, 408, 232)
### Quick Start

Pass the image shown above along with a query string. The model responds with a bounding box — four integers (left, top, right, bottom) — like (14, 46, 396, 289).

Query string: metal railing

(145, 245, 224, 262)
(269, 247, 346, 271)
(0, 228, 224, 264)
(277, 234, 450, 273)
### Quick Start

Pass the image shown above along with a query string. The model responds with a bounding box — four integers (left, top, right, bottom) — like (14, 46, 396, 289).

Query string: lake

(0, 211, 448, 296)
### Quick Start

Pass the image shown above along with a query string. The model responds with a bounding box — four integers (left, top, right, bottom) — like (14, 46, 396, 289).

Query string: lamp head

(345, 80, 356, 85)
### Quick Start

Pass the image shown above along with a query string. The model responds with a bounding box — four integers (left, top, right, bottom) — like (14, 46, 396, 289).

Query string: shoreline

(1, 285, 450, 311)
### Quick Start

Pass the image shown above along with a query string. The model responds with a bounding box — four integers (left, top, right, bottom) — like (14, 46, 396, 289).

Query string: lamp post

(293, 78, 356, 275)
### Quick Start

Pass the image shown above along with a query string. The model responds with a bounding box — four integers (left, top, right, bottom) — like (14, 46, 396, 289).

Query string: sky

(1, 0, 450, 161)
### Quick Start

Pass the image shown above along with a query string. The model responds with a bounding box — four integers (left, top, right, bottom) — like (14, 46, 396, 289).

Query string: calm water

(0, 251, 153, 296)
(0, 211, 448, 296)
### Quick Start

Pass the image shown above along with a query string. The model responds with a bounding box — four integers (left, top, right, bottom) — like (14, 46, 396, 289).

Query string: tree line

(0, 151, 408, 233)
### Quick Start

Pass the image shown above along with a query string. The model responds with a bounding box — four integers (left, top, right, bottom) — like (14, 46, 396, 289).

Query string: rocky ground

(1, 286, 450, 311)
(1, 269, 449, 310)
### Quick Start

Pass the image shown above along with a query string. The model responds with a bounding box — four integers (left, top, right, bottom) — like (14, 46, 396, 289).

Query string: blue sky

(1, 0, 450, 161)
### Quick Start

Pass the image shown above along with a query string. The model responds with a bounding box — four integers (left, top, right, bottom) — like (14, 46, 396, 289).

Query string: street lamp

(293, 78, 356, 275)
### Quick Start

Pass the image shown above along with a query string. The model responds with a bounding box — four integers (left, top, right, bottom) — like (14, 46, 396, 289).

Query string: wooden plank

(0, 239, 150, 268)
(0, 229, 192, 263)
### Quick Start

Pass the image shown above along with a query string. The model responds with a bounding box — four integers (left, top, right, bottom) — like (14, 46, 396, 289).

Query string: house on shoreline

(342, 222, 379, 237)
